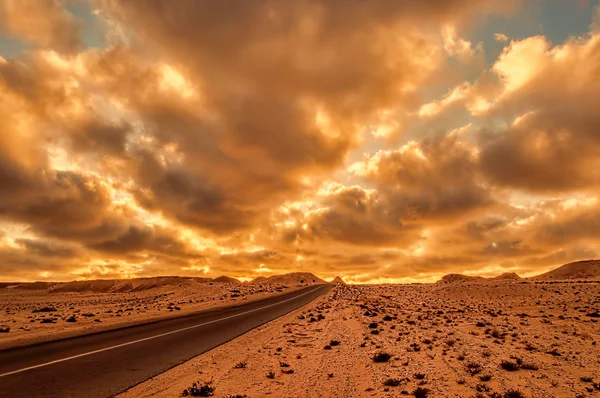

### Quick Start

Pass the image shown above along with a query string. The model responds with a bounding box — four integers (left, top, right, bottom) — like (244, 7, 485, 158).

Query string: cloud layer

(0, 0, 598, 282)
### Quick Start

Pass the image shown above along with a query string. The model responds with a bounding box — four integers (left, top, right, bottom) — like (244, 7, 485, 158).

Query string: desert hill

(250, 272, 325, 286)
(493, 272, 522, 281)
(249, 276, 268, 284)
(212, 276, 241, 284)
(532, 259, 600, 281)
(1, 272, 326, 293)
(48, 276, 212, 293)
(439, 259, 600, 283)
(7, 259, 599, 291)
(438, 272, 522, 284)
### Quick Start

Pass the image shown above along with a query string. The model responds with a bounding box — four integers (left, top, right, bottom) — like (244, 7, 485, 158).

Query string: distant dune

(439, 259, 600, 283)
(1, 273, 325, 293)
(4, 260, 599, 291)
(493, 272, 522, 281)
(48, 277, 212, 293)
(249, 276, 268, 284)
(250, 272, 325, 286)
(532, 259, 600, 281)
(212, 276, 241, 284)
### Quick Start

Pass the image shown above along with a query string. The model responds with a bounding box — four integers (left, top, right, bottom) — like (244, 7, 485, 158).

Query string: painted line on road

(0, 285, 327, 378)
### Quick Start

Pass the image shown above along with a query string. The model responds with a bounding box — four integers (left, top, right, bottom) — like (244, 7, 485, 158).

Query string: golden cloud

(3, 0, 600, 283)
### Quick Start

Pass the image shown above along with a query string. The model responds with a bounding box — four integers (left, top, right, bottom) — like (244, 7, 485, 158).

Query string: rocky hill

(532, 260, 600, 281)
(493, 272, 522, 281)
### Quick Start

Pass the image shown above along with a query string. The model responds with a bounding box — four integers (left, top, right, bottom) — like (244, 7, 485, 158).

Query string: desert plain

(0, 274, 320, 350)
(2, 262, 600, 398)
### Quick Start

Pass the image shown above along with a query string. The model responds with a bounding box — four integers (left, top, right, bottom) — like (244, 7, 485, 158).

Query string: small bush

(500, 360, 519, 371)
(503, 389, 525, 398)
(476, 383, 491, 392)
(372, 352, 392, 363)
(466, 362, 483, 375)
(383, 378, 403, 387)
(182, 382, 214, 397)
(412, 387, 430, 398)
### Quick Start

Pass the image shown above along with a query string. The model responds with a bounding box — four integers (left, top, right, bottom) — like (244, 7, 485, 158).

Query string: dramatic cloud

(350, 129, 494, 223)
(478, 34, 600, 192)
(1, 0, 599, 282)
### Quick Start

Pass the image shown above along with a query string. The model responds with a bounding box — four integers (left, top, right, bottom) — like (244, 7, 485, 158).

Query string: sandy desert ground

(0, 278, 303, 350)
(121, 281, 600, 398)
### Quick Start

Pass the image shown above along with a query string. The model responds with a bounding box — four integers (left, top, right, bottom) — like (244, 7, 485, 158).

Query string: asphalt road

(0, 284, 330, 397)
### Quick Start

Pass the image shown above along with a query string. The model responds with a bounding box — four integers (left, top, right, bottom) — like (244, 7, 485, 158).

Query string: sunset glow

(1, 0, 599, 283)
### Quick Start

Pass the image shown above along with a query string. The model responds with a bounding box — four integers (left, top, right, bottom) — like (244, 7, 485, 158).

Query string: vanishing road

(0, 284, 330, 397)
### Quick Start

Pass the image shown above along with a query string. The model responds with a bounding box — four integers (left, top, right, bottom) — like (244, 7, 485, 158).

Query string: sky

(0, 0, 599, 283)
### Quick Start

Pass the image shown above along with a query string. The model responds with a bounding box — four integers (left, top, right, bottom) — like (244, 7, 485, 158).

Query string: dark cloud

(16, 238, 81, 258)
(476, 35, 600, 192)
(90, 225, 192, 256)
(351, 132, 495, 223)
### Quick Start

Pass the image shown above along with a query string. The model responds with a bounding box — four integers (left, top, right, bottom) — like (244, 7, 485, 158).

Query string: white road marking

(0, 285, 326, 378)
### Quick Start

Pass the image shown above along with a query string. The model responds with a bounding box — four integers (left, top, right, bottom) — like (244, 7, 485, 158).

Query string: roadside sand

(121, 282, 600, 398)
(0, 281, 294, 350)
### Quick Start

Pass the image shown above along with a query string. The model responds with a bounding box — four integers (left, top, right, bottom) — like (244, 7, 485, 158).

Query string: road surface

(0, 284, 330, 397)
